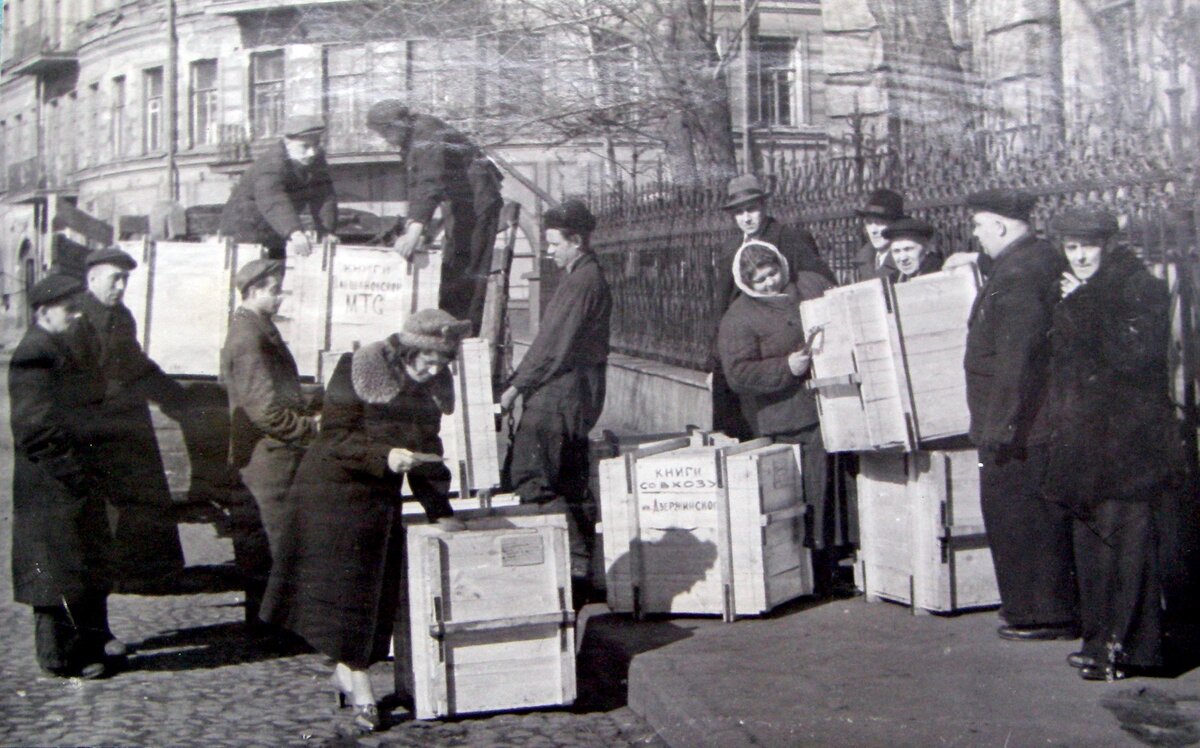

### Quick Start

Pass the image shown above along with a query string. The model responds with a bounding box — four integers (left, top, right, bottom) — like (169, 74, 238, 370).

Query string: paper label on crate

(500, 535, 545, 567)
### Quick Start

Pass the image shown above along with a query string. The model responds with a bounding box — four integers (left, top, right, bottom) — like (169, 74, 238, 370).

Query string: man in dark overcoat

(11, 275, 123, 678)
(710, 174, 835, 440)
(365, 99, 504, 333)
(219, 115, 338, 260)
(220, 258, 318, 628)
(957, 188, 1079, 640)
(500, 200, 611, 600)
(66, 246, 187, 593)
(850, 189, 904, 283)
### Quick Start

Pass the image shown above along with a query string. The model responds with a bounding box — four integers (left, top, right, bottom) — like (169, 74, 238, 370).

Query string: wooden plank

(118, 239, 152, 345)
(146, 240, 232, 376)
(802, 292, 873, 451)
(843, 282, 911, 450)
(326, 244, 442, 353)
(856, 452, 913, 603)
(439, 338, 501, 496)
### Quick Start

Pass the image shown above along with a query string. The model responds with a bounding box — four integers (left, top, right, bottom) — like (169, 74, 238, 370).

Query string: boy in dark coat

(500, 200, 611, 600)
(11, 275, 123, 678)
(959, 188, 1079, 641)
(219, 115, 338, 259)
(220, 258, 318, 630)
(66, 247, 187, 593)
(365, 99, 504, 332)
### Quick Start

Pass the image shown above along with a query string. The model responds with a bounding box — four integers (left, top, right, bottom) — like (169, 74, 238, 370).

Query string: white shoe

(103, 639, 127, 658)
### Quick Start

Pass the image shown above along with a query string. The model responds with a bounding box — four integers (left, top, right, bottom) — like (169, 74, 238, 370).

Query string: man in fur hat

(500, 199, 611, 603)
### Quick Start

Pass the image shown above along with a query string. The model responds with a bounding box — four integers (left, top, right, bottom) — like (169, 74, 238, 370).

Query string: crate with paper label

(394, 510, 575, 719)
(854, 448, 1000, 613)
(598, 435, 813, 620)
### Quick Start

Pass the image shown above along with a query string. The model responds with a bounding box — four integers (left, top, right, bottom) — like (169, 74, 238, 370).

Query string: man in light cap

(220, 258, 318, 634)
(219, 114, 338, 259)
(66, 247, 188, 593)
(365, 99, 503, 332)
(500, 199, 610, 603)
(11, 274, 124, 678)
(959, 187, 1080, 642)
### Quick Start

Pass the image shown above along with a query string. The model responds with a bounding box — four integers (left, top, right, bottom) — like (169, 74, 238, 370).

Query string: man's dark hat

(881, 217, 935, 243)
(85, 246, 138, 271)
(366, 99, 411, 128)
(544, 199, 597, 237)
(29, 274, 83, 309)
(722, 175, 770, 211)
(283, 115, 326, 139)
(965, 188, 1037, 222)
(1048, 207, 1120, 242)
(235, 258, 285, 294)
(856, 189, 905, 220)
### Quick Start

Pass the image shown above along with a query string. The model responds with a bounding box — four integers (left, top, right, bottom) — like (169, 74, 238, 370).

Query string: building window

(408, 39, 479, 122)
(189, 59, 219, 147)
(143, 67, 164, 154)
(87, 82, 100, 168)
(491, 32, 545, 118)
(751, 37, 805, 129)
(324, 45, 368, 152)
(251, 50, 285, 139)
(111, 75, 126, 158)
(590, 30, 637, 125)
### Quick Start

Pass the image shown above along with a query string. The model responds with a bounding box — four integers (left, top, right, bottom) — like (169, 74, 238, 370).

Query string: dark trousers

(508, 406, 595, 578)
(1075, 500, 1163, 668)
(979, 445, 1079, 626)
(33, 595, 112, 675)
(439, 196, 503, 334)
(711, 367, 754, 441)
(773, 425, 831, 549)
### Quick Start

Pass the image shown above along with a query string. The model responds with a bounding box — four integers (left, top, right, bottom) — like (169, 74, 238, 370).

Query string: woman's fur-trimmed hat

(397, 308, 471, 354)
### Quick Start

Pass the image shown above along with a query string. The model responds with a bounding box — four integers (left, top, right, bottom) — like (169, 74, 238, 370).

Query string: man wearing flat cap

(711, 174, 835, 440)
(365, 99, 503, 333)
(11, 275, 125, 678)
(66, 248, 188, 593)
(220, 258, 319, 632)
(881, 217, 943, 282)
(219, 114, 338, 259)
(959, 187, 1079, 642)
(852, 188, 905, 283)
(500, 199, 610, 603)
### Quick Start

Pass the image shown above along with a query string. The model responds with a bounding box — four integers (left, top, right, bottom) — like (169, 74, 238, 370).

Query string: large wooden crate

(395, 512, 575, 719)
(598, 435, 813, 620)
(854, 448, 999, 613)
(800, 263, 982, 452)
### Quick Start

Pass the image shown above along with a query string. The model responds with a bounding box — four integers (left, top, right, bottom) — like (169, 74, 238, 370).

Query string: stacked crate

(598, 433, 813, 621)
(799, 263, 999, 613)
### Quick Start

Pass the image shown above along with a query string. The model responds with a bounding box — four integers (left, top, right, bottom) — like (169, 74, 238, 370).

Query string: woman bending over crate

(260, 310, 469, 732)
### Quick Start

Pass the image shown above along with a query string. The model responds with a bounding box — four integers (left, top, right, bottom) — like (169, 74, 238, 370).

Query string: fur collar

(350, 336, 455, 414)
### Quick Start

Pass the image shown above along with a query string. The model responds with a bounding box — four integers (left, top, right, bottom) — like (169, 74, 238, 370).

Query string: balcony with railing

(210, 121, 394, 171)
(3, 150, 79, 200)
(3, 20, 80, 77)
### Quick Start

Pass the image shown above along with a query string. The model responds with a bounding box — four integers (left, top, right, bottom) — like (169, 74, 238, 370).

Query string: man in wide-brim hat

(219, 114, 338, 259)
(852, 188, 906, 282)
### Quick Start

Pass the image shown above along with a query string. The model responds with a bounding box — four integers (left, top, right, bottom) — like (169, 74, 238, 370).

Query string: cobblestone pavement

(0, 354, 666, 748)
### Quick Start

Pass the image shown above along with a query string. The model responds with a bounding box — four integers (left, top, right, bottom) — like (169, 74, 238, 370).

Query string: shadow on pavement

(124, 622, 311, 671)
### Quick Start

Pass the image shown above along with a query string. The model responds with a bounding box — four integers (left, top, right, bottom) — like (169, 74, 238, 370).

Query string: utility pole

(740, 0, 752, 171)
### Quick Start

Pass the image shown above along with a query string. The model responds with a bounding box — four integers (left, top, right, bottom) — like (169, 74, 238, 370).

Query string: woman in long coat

(716, 241, 838, 591)
(10, 275, 120, 678)
(261, 309, 469, 731)
(1042, 208, 1179, 681)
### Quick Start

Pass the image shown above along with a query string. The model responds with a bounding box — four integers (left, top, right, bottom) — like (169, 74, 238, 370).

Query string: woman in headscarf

(1042, 207, 1180, 681)
(261, 309, 470, 731)
(716, 240, 838, 593)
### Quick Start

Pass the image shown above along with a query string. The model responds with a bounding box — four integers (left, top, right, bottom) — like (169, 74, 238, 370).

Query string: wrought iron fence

(543, 126, 1199, 373)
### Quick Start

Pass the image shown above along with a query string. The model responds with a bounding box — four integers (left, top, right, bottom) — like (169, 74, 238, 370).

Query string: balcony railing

(213, 121, 393, 166)
(3, 152, 79, 196)
(4, 20, 79, 74)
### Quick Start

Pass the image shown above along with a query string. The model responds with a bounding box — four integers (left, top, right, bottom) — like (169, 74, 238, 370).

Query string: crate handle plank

(806, 373, 863, 390)
(760, 504, 806, 527)
(428, 610, 577, 639)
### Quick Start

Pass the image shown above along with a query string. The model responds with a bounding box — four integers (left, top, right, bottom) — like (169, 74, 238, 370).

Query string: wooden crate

(801, 264, 982, 452)
(395, 512, 575, 719)
(440, 337, 501, 495)
(598, 436, 812, 620)
(854, 448, 999, 613)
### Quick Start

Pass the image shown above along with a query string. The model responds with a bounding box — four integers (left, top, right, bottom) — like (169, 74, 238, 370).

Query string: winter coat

(963, 233, 1067, 449)
(851, 240, 899, 284)
(713, 217, 834, 326)
(65, 292, 186, 580)
(1042, 246, 1179, 514)
(717, 242, 834, 437)
(10, 325, 112, 606)
(509, 253, 611, 429)
(220, 306, 316, 471)
(260, 337, 454, 667)
(400, 114, 502, 227)
(218, 140, 337, 249)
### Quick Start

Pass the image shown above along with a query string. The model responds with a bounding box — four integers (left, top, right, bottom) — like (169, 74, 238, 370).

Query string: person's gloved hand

(787, 350, 812, 377)
(393, 221, 426, 260)
(287, 230, 313, 258)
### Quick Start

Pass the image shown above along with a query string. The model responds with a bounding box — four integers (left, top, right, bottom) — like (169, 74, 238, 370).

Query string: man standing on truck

(66, 246, 188, 593)
(364, 99, 504, 333)
(220, 258, 319, 636)
(219, 115, 338, 259)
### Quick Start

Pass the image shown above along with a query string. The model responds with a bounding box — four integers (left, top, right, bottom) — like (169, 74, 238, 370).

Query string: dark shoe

(997, 623, 1080, 641)
(103, 638, 128, 658)
(1079, 664, 1128, 681)
(1067, 651, 1097, 669)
